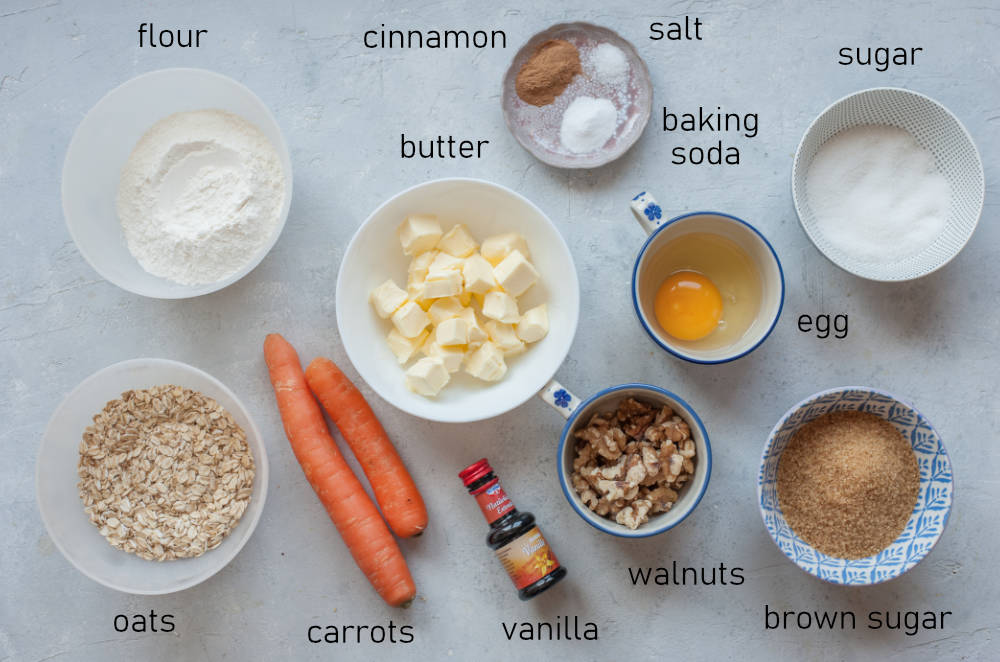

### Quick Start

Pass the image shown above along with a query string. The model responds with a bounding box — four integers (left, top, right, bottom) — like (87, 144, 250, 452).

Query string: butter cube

(516, 304, 549, 343)
(391, 301, 431, 338)
(405, 357, 451, 396)
(436, 317, 468, 346)
(438, 224, 478, 257)
(493, 250, 539, 297)
(428, 251, 465, 273)
(386, 328, 428, 364)
(485, 320, 525, 356)
(459, 307, 488, 349)
(464, 342, 507, 382)
(397, 215, 442, 256)
(423, 340, 465, 373)
(370, 279, 408, 318)
(422, 270, 463, 299)
(481, 290, 520, 324)
(481, 232, 530, 266)
(408, 250, 437, 283)
(458, 289, 473, 307)
(427, 297, 464, 325)
(462, 253, 496, 295)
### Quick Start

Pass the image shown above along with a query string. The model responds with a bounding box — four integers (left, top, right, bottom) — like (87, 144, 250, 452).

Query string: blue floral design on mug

(644, 203, 662, 222)
(553, 389, 572, 408)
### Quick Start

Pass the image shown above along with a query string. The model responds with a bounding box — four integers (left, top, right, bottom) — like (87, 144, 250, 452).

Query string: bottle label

(474, 479, 514, 524)
(495, 526, 560, 590)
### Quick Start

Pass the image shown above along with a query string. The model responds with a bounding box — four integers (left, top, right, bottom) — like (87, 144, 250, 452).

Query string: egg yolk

(654, 271, 723, 341)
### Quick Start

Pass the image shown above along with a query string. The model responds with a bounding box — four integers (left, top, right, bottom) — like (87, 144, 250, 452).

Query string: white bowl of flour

(792, 87, 983, 281)
(63, 68, 292, 298)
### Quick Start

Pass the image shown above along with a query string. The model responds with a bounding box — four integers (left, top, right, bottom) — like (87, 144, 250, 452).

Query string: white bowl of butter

(337, 178, 580, 423)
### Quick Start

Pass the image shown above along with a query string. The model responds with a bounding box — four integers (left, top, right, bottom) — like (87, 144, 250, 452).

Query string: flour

(117, 109, 286, 285)
(805, 124, 950, 264)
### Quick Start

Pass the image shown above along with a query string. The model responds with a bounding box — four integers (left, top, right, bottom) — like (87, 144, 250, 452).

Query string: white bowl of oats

(36, 358, 268, 595)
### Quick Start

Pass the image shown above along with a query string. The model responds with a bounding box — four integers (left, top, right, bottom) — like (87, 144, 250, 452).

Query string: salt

(588, 43, 629, 84)
(805, 124, 950, 264)
(559, 96, 618, 154)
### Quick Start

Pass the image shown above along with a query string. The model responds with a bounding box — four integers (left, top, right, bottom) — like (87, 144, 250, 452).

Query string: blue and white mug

(539, 380, 712, 538)
(628, 192, 785, 364)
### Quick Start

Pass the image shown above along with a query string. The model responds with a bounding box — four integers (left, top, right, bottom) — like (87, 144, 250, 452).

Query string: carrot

(263, 334, 416, 607)
(305, 357, 428, 538)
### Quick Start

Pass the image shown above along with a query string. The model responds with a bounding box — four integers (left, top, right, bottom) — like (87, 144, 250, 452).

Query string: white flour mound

(117, 109, 286, 285)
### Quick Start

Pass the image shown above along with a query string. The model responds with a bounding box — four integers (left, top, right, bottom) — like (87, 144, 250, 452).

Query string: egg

(654, 271, 723, 341)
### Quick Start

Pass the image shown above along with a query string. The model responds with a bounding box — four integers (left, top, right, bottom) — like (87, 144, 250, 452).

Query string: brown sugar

(776, 410, 919, 559)
(515, 39, 582, 106)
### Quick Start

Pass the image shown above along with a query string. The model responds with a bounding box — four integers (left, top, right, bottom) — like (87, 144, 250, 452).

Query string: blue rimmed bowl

(628, 192, 784, 364)
(548, 382, 712, 538)
(758, 387, 953, 585)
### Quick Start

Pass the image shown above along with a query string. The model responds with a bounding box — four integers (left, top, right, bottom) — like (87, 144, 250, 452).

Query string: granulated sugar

(777, 410, 919, 559)
(805, 124, 950, 264)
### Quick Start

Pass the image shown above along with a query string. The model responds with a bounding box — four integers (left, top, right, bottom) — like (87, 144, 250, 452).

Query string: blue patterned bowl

(757, 387, 953, 585)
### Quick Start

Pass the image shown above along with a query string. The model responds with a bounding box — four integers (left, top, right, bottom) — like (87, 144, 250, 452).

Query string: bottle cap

(459, 458, 492, 487)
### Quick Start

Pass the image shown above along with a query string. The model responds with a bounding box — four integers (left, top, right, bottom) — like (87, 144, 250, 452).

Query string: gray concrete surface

(2, 0, 997, 660)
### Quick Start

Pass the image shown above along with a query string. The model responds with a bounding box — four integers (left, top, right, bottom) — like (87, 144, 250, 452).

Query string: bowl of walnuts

(547, 381, 711, 537)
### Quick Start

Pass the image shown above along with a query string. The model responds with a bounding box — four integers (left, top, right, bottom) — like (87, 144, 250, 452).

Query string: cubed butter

(485, 320, 525, 356)
(436, 317, 469, 346)
(458, 289, 473, 307)
(391, 300, 431, 338)
(516, 304, 549, 343)
(423, 341, 465, 373)
(370, 279, 408, 319)
(408, 250, 437, 283)
(481, 290, 520, 324)
(492, 250, 539, 297)
(462, 253, 496, 295)
(422, 270, 463, 299)
(481, 232, 530, 266)
(397, 215, 442, 256)
(464, 342, 507, 382)
(428, 251, 465, 273)
(437, 224, 478, 257)
(386, 328, 428, 364)
(405, 357, 451, 396)
(459, 307, 488, 349)
(427, 297, 464, 325)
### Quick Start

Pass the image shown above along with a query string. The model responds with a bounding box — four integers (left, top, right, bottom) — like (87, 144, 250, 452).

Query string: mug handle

(630, 191, 664, 236)
(539, 379, 580, 420)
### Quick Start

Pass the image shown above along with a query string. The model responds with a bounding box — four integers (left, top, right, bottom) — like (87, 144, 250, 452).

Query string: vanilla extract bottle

(459, 459, 567, 600)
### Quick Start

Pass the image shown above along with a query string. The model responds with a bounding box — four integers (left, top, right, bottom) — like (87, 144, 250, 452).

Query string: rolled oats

(77, 385, 255, 561)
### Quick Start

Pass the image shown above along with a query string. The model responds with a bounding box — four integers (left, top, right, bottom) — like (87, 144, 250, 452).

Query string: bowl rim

(35, 357, 270, 594)
(756, 385, 954, 585)
(790, 86, 985, 283)
(61, 66, 294, 299)
(630, 211, 785, 364)
(335, 176, 581, 423)
(557, 383, 712, 538)
(501, 21, 653, 169)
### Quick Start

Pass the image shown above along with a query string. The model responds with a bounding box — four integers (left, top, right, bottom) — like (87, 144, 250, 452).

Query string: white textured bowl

(336, 178, 580, 423)
(62, 68, 293, 298)
(36, 359, 269, 594)
(792, 87, 984, 281)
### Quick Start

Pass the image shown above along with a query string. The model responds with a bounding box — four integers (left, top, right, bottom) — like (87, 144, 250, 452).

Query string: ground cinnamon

(515, 39, 582, 106)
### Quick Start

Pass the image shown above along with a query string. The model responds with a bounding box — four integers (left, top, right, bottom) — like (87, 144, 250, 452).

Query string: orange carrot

(263, 334, 416, 607)
(305, 357, 428, 538)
